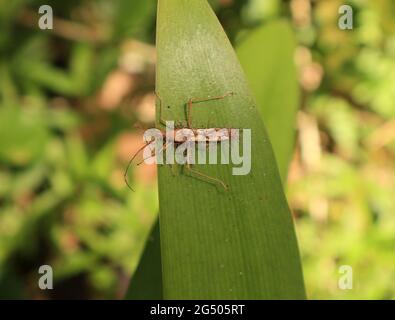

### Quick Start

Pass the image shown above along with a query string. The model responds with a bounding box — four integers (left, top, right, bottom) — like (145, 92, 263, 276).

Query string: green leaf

(65, 134, 89, 180)
(126, 18, 302, 300)
(0, 106, 49, 166)
(126, 17, 301, 302)
(15, 43, 94, 97)
(155, 0, 305, 299)
(237, 20, 300, 182)
(124, 220, 162, 300)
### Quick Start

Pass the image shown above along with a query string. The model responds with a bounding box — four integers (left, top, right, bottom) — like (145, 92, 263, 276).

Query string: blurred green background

(0, 0, 394, 299)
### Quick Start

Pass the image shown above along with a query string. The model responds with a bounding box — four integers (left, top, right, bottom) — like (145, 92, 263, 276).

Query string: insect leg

(187, 92, 234, 128)
(185, 163, 228, 191)
(170, 163, 177, 177)
(136, 142, 177, 176)
(155, 91, 169, 128)
(156, 91, 180, 129)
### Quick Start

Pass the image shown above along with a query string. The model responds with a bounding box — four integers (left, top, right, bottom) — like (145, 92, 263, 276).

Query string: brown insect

(124, 92, 236, 191)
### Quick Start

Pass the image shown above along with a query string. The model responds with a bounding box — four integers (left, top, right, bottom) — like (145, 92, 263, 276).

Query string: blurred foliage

(237, 19, 299, 182)
(0, 0, 159, 299)
(0, 0, 394, 299)
(287, 0, 395, 299)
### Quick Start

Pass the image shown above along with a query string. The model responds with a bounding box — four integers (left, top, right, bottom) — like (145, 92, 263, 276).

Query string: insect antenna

(124, 140, 154, 191)
(136, 142, 170, 166)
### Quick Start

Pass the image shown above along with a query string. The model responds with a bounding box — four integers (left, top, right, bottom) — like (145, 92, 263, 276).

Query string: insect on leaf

(126, 18, 303, 300)
(155, 0, 305, 299)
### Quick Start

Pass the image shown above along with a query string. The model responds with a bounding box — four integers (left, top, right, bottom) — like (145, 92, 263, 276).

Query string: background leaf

(124, 220, 162, 300)
(237, 20, 299, 182)
(114, 0, 156, 41)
